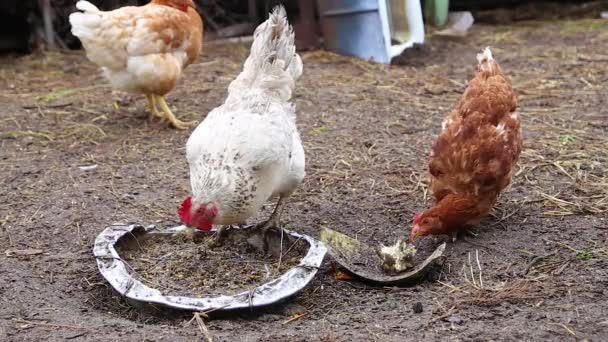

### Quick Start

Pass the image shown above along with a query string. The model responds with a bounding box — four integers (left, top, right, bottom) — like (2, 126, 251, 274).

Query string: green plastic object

(425, 0, 449, 26)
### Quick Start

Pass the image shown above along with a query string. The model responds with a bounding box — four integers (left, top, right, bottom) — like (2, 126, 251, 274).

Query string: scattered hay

(455, 280, 556, 307)
(4, 130, 55, 141)
(35, 89, 74, 102)
(559, 19, 607, 34)
(522, 251, 572, 276)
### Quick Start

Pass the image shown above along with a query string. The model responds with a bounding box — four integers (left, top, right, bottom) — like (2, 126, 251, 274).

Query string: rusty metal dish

(320, 227, 445, 285)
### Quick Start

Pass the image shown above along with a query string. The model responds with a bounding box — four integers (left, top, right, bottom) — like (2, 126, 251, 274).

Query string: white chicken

(177, 6, 304, 246)
(69, 0, 203, 129)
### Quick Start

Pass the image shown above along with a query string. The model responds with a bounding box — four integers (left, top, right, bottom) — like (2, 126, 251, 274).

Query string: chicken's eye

(431, 170, 442, 177)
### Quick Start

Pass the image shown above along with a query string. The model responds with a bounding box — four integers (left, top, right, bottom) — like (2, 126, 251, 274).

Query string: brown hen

(411, 47, 522, 240)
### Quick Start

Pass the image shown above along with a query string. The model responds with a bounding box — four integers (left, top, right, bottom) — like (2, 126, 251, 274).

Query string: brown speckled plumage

(412, 48, 523, 238)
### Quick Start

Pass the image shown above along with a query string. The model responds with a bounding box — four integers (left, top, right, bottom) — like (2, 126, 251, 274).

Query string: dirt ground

(1, 16, 607, 342)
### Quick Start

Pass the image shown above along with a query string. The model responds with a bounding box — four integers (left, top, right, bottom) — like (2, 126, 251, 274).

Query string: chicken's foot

(207, 225, 231, 248)
(155, 95, 197, 130)
(254, 196, 287, 254)
(450, 229, 476, 243)
(146, 95, 163, 118)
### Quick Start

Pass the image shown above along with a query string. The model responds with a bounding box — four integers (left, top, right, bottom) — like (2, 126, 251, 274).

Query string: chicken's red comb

(178, 196, 192, 224)
(413, 213, 422, 224)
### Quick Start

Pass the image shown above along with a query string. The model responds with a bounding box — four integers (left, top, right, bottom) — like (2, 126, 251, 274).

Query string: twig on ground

(283, 313, 307, 325)
(186, 312, 214, 342)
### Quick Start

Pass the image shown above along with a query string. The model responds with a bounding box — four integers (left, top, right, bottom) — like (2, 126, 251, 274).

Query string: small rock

(447, 315, 463, 325)
(283, 303, 307, 316)
(258, 314, 282, 322)
(412, 302, 423, 313)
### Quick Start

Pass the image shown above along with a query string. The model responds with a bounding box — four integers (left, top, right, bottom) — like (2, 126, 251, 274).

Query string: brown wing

(131, 5, 202, 64)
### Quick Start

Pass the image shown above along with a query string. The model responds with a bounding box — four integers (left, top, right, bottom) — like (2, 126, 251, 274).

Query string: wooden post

(248, 0, 258, 24)
(40, 0, 56, 49)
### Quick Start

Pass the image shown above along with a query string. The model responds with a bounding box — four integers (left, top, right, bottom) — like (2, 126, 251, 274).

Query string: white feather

(496, 122, 506, 134)
(186, 5, 304, 225)
(476, 47, 493, 64)
(75, 0, 99, 12)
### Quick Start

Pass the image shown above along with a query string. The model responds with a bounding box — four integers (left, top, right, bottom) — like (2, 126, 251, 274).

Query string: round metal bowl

(93, 224, 327, 312)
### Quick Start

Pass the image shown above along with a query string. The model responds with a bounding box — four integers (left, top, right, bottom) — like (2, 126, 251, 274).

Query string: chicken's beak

(409, 225, 421, 241)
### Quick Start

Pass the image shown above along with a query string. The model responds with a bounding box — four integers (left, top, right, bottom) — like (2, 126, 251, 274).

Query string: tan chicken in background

(411, 47, 523, 240)
(69, 0, 203, 129)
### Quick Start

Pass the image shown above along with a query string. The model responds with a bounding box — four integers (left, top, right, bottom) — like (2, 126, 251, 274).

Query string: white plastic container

(318, 0, 425, 64)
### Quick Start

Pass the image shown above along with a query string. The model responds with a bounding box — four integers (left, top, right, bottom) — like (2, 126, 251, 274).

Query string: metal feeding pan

(93, 224, 327, 312)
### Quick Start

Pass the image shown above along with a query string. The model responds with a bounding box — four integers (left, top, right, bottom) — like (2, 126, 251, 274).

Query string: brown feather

(414, 48, 523, 238)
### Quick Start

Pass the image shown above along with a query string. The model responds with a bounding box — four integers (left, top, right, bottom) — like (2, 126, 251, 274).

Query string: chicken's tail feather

(249, 6, 297, 73)
(69, 1, 102, 40)
(75, 0, 100, 12)
(476, 46, 499, 75)
(231, 5, 302, 100)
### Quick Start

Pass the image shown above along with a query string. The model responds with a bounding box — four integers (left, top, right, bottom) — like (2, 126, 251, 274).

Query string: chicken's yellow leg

(146, 95, 163, 118)
(155, 95, 196, 130)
